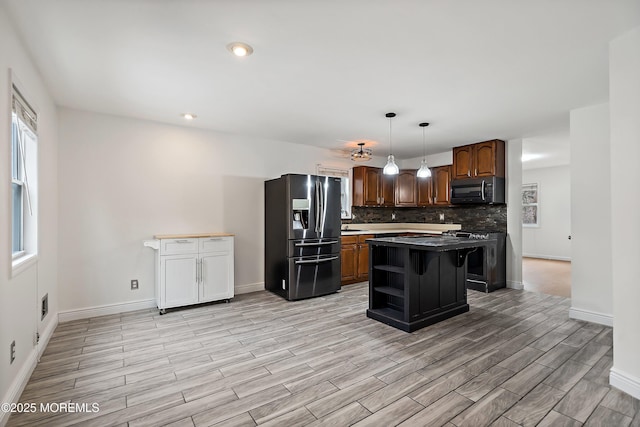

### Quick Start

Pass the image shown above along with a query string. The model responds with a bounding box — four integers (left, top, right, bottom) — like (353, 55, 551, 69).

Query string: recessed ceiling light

(181, 113, 197, 120)
(226, 42, 254, 57)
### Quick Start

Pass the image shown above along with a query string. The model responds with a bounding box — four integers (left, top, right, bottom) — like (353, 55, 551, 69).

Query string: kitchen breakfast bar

(366, 235, 494, 332)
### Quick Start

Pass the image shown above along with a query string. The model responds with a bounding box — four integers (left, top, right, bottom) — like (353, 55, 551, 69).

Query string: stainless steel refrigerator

(264, 174, 342, 300)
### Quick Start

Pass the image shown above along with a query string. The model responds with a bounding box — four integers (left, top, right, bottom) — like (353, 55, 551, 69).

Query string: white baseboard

(58, 299, 156, 323)
(235, 282, 264, 295)
(0, 315, 58, 427)
(569, 307, 614, 327)
(523, 254, 571, 262)
(507, 280, 524, 290)
(610, 367, 640, 400)
(37, 316, 58, 358)
(57, 285, 266, 322)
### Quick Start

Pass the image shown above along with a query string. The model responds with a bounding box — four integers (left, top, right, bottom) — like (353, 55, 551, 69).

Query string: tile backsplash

(348, 205, 507, 233)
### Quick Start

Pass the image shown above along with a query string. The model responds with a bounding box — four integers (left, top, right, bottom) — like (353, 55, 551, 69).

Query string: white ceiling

(3, 0, 639, 159)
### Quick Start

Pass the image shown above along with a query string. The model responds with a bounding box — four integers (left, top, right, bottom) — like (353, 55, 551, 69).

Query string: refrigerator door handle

(314, 180, 320, 233)
(294, 240, 339, 247)
(320, 179, 325, 232)
(294, 256, 339, 265)
(317, 180, 324, 233)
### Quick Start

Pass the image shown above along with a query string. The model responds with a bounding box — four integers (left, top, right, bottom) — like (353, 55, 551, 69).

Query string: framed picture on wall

(522, 183, 539, 226)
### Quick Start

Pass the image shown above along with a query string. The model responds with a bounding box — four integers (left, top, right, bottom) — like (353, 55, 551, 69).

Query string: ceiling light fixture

(226, 42, 254, 57)
(351, 142, 372, 162)
(181, 113, 197, 120)
(383, 112, 399, 175)
(417, 122, 432, 178)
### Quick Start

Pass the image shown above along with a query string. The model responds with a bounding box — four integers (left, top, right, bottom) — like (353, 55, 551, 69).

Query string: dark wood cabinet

(380, 173, 395, 207)
(353, 166, 395, 207)
(395, 169, 417, 207)
(341, 234, 375, 284)
(474, 140, 504, 177)
(357, 237, 371, 279)
(340, 237, 357, 282)
(452, 139, 505, 179)
(432, 165, 452, 205)
(453, 145, 473, 179)
(353, 165, 452, 207)
(417, 174, 433, 206)
(351, 166, 380, 206)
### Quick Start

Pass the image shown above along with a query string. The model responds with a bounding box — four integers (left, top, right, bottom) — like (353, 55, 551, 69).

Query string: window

(522, 183, 539, 227)
(11, 85, 38, 271)
(316, 165, 352, 219)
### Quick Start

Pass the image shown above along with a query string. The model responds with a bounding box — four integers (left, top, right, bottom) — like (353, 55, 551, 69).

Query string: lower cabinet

(156, 235, 234, 313)
(341, 234, 374, 284)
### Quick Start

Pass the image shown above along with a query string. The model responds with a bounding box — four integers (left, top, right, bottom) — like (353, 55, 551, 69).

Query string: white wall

(522, 165, 571, 260)
(0, 6, 59, 424)
(401, 151, 453, 169)
(57, 109, 357, 312)
(506, 139, 523, 289)
(609, 26, 640, 399)
(569, 102, 612, 325)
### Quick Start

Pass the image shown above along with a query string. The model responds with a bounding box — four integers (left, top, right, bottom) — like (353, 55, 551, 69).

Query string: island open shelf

(366, 235, 490, 332)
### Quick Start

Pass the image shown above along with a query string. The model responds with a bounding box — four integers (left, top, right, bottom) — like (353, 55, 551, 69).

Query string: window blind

(12, 86, 37, 133)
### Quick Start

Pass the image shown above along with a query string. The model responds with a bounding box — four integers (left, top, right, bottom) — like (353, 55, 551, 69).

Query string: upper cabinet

(353, 166, 394, 207)
(452, 139, 505, 179)
(395, 169, 418, 207)
(380, 173, 395, 207)
(352, 166, 377, 206)
(432, 165, 452, 205)
(353, 166, 451, 207)
(417, 174, 433, 206)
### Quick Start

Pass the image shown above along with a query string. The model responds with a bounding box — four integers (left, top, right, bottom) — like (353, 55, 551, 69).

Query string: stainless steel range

(444, 230, 506, 293)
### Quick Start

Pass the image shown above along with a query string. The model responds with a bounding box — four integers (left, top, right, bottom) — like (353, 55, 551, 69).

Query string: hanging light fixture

(350, 142, 372, 162)
(417, 122, 432, 178)
(383, 112, 399, 175)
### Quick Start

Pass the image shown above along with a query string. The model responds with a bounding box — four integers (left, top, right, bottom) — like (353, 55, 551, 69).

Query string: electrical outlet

(391, 212, 396, 220)
(41, 293, 48, 320)
(10, 340, 15, 364)
(439, 213, 445, 222)
(131, 279, 139, 290)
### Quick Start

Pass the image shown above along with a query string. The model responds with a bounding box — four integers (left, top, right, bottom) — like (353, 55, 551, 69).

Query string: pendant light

(416, 122, 432, 178)
(383, 112, 399, 175)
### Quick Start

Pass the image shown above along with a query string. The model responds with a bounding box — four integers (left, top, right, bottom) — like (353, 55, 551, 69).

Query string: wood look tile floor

(9, 283, 639, 427)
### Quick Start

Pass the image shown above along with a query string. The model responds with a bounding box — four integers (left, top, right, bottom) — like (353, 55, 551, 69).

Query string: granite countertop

(341, 222, 461, 236)
(367, 235, 495, 251)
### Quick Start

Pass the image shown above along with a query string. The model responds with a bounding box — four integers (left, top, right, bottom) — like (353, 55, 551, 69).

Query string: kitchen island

(366, 235, 492, 332)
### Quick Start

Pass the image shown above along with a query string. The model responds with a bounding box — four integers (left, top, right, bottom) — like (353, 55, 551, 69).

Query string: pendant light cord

(422, 126, 426, 160)
(389, 117, 393, 155)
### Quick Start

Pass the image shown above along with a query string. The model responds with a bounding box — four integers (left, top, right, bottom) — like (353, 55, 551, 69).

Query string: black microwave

(451, 176, 505, 204)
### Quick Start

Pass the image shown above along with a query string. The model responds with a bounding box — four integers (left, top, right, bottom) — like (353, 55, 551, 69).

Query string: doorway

(521, 135, 571, 298)
(522, 257, 571, 297)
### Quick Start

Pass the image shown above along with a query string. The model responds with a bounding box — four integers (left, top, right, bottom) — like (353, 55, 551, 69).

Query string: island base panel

(367, 304, 469, 332)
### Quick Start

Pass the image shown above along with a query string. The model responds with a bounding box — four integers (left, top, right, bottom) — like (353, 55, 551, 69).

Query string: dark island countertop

(366, 235, 495, 251)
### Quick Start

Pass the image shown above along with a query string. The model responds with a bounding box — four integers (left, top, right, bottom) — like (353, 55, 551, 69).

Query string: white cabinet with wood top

(147, 233, 234, 314)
